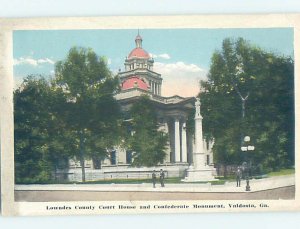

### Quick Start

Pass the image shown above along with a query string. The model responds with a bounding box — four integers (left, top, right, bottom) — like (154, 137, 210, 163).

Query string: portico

(165, 116, 189, 163)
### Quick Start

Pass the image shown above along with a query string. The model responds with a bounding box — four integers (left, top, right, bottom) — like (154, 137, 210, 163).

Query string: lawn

(267, 168, 295, 177)
(82, 177, 182, 184)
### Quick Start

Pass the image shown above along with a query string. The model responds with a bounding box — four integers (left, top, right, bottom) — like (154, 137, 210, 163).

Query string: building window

(92, 156, 101, 169)
(206, 155, 210, 165)
(126, 150, 132, 164)
(110, 150, 116, 165)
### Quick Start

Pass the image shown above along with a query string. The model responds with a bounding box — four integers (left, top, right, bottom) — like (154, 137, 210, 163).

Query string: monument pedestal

(182, 97, 217, 182)
(183, 165, 217, 182)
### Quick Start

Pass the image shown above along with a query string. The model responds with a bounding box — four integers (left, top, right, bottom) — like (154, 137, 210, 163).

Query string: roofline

(114, 88, 196, 105)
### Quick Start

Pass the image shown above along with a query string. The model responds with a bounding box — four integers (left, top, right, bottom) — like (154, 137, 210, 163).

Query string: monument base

(182, 166, 217, 182)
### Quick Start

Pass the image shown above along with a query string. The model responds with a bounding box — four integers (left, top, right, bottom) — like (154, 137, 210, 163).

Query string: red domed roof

(122, 76, 149, 91)
(128, 48, 150, 59)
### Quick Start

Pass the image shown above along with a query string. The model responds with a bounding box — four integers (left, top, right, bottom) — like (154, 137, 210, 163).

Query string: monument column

(183, 97, 216, 182)
(194, 98, 205, 169)
(174, 117, 181, 162)
(181, 121, 188, 163)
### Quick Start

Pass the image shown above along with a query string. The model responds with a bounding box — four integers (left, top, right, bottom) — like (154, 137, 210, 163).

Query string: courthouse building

(67, 33, 214, 181)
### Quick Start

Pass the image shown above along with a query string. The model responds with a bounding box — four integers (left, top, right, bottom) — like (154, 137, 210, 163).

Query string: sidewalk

(15, 174, 294, 193)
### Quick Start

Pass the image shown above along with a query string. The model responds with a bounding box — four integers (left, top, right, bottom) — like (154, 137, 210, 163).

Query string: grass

(267, 168, 294, 177)
(81, 177, 182, 185)
(80, 177, 226, 185)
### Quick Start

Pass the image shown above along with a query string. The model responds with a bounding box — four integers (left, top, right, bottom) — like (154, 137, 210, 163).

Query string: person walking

(159, 169, 165, 187)
(152, 170, 156, 188)
(236, 167, 242, 187)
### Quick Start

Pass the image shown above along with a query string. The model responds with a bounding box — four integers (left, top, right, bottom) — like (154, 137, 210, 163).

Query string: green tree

(54, 47, 121, 181)
(14, 76, 75, 183)
(125, 95, 168, 167)
(201, 38, 294, 173)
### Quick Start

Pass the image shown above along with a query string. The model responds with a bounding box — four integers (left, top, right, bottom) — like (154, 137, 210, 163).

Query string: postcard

(0, 14, 299, 216)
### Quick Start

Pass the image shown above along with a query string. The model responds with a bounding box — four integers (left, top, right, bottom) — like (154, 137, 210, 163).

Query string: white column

(115, 150, 119, 165)
(181, 121, 187, 163)
(164, 121, 171, 163)
(151, 81, 154, 93)
(174, 118, 181, 162)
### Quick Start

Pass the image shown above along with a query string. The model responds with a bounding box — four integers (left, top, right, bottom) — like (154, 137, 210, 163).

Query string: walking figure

(236, 167, 242, 187)
(152, 170, 156, 188)
(160, 169, 165, 187)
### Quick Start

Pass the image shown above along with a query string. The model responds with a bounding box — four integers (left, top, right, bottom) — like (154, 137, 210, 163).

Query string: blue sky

(13, 28, 294, 96)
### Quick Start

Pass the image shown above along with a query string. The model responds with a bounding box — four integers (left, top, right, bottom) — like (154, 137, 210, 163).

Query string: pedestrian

(152, 170, 156, 188)
(159, 169, 165, 187)
(236, 167, 242, 187)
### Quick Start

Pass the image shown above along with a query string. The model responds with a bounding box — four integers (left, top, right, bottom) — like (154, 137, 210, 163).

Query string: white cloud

(37, 58, 55, 65)
(154, 61, 207, 97)
(150, 53, 171, 60)
(14, 56, 55, 67)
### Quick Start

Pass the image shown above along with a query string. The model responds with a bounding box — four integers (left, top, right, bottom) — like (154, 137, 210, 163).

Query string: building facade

(66, 33, 214, 181)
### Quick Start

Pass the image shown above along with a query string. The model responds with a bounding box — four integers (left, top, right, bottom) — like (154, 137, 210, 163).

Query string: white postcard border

(0, 14, 299, 216)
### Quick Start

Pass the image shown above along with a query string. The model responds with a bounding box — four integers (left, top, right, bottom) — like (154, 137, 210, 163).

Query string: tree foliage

(125, 95, 168, 167)
(54, 47, 121, 181)
(201, 38, 294, 172)
(14, 47, 122, 183)
(14, 76, 76, 183)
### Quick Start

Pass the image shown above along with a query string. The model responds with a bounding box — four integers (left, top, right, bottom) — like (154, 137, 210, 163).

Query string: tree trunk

(79, 130, 86, 182)
(224, 164, 228, 178)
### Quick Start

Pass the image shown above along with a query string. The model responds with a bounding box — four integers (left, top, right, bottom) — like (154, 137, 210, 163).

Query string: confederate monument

(183, 97, 216, 182)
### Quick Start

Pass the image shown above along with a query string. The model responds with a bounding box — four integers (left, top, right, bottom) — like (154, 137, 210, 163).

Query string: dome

(121, 76, 149, 91)
(128, 48, 150, 59)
